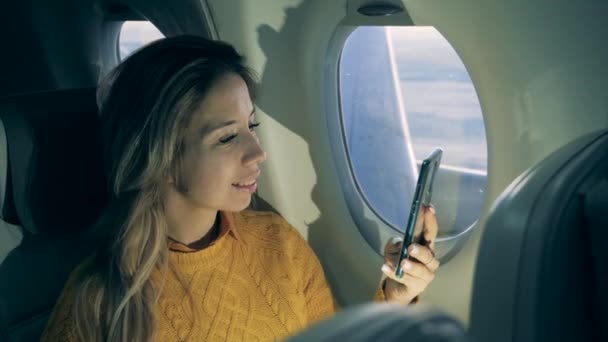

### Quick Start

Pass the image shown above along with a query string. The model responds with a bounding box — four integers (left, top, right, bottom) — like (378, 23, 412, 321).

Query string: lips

(231, 170, 260, 193)
(232, 170, 261, 186)
(233, 179, 256, 187)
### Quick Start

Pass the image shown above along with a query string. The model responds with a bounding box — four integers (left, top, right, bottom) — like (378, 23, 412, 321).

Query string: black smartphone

(394, 148, 443, 278)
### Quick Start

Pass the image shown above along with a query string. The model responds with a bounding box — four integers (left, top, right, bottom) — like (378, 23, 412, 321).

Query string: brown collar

(168, 211, 240, 252)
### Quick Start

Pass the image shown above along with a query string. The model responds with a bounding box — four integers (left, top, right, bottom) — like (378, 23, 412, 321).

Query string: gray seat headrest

(470, 129, 608, 342)
(0, 88, 106, 234)
(0, 119, 6, 215)
(0, 118, 23, 265)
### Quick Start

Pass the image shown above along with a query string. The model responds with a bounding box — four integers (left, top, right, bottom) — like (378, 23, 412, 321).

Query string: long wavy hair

(72, 35, 257, 341)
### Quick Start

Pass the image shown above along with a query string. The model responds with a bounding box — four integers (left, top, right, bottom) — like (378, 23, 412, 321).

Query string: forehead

(190, 73, 253, 127)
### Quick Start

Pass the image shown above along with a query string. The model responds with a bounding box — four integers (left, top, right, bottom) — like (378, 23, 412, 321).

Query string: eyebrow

(200, 108, 256, 137)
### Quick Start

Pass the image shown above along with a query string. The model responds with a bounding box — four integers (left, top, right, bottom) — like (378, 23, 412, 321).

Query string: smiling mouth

(232, 179, 256, 187)
(231, 171, 260, 193)
(232, 180, 257, 194)
(232, 170, 261, 187)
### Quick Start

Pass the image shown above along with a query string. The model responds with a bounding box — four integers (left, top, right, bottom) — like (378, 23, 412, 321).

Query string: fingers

(383, 238, 439, 272)
(382, 258, 435, 284)
(384, 237, 402, 257)
(414, 209, 425, 237)
(422, 205, 439, 247)
(408, 243, 440, 272)
(381, 237, 440, 303)
(400, 258, 435, 283)
(384, 272, 427, 292)
(384, 203, 440, 271)
(383, 237, 402, 267)
(381, 264, 432, 295)
(381, 271, 421, 303)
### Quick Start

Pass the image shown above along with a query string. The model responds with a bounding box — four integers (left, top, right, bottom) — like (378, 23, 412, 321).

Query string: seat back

(0, 88, 106, 342)
(287, 303, 468, 342)
(470, 129, 608, 342)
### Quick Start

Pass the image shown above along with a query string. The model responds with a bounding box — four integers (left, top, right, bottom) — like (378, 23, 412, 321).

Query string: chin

(224, 197, 252, 212)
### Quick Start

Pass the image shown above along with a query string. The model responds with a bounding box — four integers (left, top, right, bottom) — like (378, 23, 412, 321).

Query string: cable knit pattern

(40, 210, 343, 341)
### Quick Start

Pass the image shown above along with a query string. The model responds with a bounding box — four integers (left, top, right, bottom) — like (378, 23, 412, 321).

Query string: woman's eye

(219, 134, 237, 144)
(249, 122, 260, 131)
(218, 123, 260, 144)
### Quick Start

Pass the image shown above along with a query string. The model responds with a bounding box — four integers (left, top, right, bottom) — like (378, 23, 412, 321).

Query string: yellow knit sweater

(41, 210, 383, 341)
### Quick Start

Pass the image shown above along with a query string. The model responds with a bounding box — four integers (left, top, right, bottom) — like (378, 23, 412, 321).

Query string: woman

(41, 35, 440, 341)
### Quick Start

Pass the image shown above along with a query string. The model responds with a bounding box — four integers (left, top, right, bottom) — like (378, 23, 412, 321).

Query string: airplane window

(119, 21, 164, 60)
(339, 26, 487, 257)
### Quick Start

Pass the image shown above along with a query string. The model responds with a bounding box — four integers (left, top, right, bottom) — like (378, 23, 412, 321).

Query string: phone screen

(394, 148, 443, 278)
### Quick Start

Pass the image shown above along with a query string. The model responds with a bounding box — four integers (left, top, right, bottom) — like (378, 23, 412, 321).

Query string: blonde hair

(72, 35, 256, 341)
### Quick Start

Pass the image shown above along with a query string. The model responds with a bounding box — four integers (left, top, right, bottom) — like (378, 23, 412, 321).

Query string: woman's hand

(381, 205, 440, 304)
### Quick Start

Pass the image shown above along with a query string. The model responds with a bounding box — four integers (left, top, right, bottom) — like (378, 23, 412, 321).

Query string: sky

(388, 26, 487, 170)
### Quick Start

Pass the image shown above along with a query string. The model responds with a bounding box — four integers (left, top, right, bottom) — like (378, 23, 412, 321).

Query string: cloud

(388, 27, 466, 69)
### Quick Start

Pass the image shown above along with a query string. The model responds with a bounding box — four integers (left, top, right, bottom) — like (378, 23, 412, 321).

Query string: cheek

(181, 148, 234, 190)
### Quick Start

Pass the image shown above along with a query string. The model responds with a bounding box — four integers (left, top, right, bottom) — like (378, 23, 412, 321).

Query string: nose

(243, 132, 267, 167)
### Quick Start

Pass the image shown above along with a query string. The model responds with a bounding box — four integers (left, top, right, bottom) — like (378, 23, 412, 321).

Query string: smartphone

(394, 148, 443, 278)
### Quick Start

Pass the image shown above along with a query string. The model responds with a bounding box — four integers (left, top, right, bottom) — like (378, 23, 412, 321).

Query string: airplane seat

(0, 88, 106, 342)
(0, 86, 279, 342)
(287, 303, 468, 342)
(470, 129, 608, 342)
